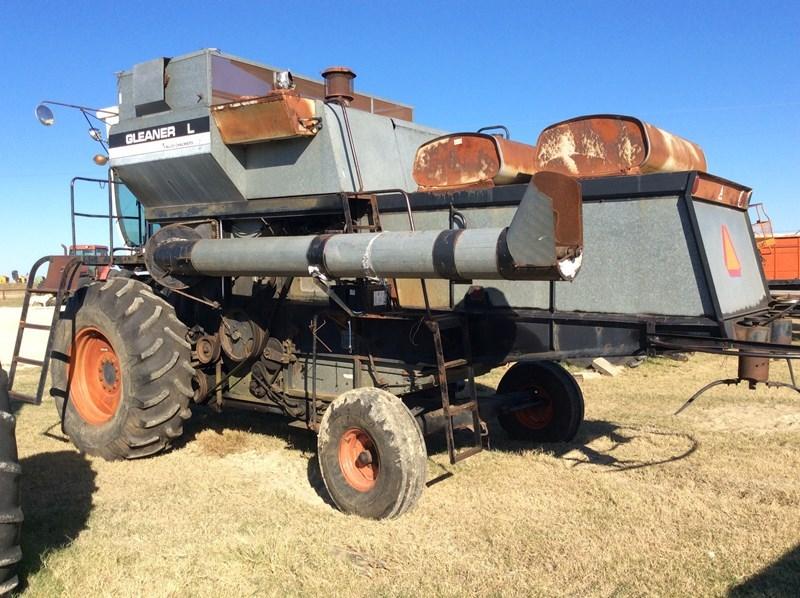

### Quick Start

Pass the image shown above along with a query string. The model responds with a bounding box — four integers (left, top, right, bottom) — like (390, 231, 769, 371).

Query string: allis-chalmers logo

(721, 225, 741, 277)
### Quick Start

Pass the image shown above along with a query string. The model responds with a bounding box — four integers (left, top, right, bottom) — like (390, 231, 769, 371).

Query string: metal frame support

(8, 256, 82, 405)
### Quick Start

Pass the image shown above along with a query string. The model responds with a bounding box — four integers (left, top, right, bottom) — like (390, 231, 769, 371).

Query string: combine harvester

(4, 51, 799, 543)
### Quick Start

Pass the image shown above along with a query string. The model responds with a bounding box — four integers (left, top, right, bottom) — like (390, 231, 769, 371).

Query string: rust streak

(692, 173, 752, 209)
(212, 90, 319, 144)
(413, 133, 537, 190)
(535, 115, 706, 177)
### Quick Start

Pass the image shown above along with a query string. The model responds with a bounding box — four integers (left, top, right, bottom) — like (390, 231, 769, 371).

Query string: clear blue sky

(1, 1, 798, 275)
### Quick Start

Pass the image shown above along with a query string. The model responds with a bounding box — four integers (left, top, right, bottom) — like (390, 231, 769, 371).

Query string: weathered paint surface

(211, 90, 319, 144)
(691, 173, 752, 209)
(210, 53, 414, 121)
(413, 133, 537, 189)
(535, 115, 707, 176)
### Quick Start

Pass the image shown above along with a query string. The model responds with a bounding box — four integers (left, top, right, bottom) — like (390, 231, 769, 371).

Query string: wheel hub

(99, 357, 119, 392)
(515, 387, 555, 430)
(70, 327, 122, 425)
(338, 428, 379, 492)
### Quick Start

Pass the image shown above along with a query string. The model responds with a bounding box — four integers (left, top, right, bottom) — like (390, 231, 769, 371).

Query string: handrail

(69, 175, 145, 267)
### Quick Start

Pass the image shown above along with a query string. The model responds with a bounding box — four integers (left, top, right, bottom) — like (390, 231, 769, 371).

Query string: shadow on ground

(176, 407, 334, 504)
(425, 415, 698, 473)
(729, 543, 800, 597)
(181, 398, 699, 511)
(18, 450, 96, 589)
(176, 406, 316, 454)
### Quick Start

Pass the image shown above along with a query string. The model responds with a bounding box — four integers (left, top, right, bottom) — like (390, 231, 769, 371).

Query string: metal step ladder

(342, 188, 484, 464)
(7, 256, 82, 405)
(426, 313, 484, 464)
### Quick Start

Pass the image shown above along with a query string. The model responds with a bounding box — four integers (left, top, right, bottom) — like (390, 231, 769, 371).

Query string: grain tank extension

(10, 49, 800, 521)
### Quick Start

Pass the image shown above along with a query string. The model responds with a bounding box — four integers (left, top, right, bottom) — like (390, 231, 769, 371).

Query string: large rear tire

(51, 278, 193, 460)
(496, 361, 584, 442)
(0, 368, 21, 595)
(317, 388, 427, 519)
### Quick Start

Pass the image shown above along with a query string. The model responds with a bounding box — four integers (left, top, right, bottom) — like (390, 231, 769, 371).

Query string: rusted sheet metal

(535, 115, 707, 177)
(531, 171, 583, 259)
(691, 172, 752, 209)
(321, 66, 356, 103)
(210, 55, 414, 121)
(211, 90, 320, 144)
(734, 324, 770, 382)
(413, 133, 537, 190)
(40, 255, 86, 292)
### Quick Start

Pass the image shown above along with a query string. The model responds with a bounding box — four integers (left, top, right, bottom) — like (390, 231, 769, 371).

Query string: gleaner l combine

(5, 50, 800, 543)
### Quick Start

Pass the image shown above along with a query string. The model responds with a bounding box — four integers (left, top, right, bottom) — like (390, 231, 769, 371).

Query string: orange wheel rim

(514, 387, 554, 430)
(69, 326, 122, 425)
(338, 428, 379, 492)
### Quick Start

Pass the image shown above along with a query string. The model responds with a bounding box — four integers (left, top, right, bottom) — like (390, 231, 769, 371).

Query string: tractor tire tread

(318, 387, 427, 519)
(0, 369, 21, 595)
(50, 278, 193, 461)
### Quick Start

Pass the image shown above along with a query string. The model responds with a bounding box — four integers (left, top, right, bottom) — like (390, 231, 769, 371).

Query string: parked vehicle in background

(751, 203, 800, 293)
(67, 245, 111, 280)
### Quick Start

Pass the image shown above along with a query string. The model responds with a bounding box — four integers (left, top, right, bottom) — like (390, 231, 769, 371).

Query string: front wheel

(50, 278, 194, 460)
(317, 388, 427, 519)
(496, 361, 584, 442)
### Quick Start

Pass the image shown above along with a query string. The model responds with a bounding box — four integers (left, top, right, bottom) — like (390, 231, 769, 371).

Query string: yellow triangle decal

(721, 225, 741, 277)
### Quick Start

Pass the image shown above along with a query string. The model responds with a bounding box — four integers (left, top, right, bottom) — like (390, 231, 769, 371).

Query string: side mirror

(35, 104, 55, 126)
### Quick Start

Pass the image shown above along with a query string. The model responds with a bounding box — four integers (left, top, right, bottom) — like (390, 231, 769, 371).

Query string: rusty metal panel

(535, 115, 707, 176)
(413, 133, 537, 190)
(210, 54, 414, 121)
(211, 91, 320, 144)
(531, 171, 582, 257)
(734, 324, 770, 382)
(691, 172, 752, 209)
(372, 98, 413, 120)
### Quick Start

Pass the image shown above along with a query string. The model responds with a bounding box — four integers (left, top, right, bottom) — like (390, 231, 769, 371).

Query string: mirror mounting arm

(37, 100, 118, 118)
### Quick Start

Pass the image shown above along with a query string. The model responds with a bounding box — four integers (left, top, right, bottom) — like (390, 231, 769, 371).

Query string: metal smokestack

(322, 66, 356, 104)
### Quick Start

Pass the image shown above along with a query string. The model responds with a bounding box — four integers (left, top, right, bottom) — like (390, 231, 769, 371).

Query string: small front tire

(317, 388, 427, 519)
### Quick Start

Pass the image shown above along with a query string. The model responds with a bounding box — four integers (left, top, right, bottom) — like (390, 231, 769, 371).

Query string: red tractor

(67, 245, 111, 280)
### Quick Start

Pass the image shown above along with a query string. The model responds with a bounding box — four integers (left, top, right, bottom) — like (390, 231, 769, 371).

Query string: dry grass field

(0, 284, 26, 307)
(9, 354, 800, 597)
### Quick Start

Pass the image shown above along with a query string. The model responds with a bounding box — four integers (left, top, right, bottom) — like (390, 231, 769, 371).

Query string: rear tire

(51, 278, 194, 460)
(0, 368, 21, 595)
(496, 361, 584, 442)
(318, 388, 427, 519)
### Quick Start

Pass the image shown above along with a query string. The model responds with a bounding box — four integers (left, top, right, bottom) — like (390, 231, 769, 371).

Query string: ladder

(342, 188, 485, 464)
(7, 256, 82, 405)
(425, 314, 484, 464)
